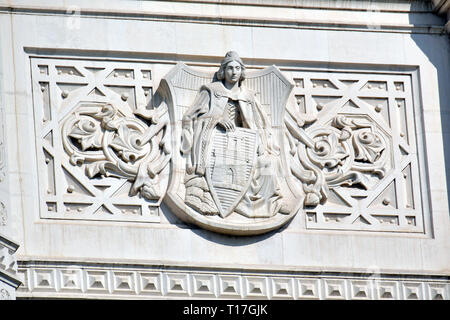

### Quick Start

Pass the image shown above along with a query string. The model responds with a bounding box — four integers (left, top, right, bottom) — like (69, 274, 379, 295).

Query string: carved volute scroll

(163, 53, 424, 235)
(61, 102, 171, 200)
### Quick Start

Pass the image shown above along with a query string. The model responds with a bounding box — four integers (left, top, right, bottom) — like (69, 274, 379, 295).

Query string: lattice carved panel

(285, 71, 425, 233)
(31, 58, 171, 222)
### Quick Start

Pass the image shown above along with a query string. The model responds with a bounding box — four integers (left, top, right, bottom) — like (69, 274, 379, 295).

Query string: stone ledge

(16, 260, 450, 300)
(0, 0, 445, 34)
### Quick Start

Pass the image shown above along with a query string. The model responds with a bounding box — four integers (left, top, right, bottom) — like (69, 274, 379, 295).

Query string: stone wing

(160, 63, 293, 126)
(160, 62, 215, 123)
(244, 66, 294, 127)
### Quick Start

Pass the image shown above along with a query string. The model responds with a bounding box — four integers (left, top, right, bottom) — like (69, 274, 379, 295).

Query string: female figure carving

(181, 51, 288, 218)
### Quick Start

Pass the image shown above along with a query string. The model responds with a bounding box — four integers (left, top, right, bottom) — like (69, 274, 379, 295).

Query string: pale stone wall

(0, 0, 448, 299)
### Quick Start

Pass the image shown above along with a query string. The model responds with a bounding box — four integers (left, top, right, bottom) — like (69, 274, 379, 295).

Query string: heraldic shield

(206, 127, 258, 218)
(159, 57, 302, 235)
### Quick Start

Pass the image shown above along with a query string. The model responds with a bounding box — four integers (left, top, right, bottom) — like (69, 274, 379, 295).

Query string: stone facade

(0, 0, 449, 299)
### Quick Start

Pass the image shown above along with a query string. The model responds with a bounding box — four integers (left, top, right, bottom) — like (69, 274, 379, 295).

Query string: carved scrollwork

(62, 103, 171, 201)
(32, 56, 423, 233)
(332, 115, 388, 179)
(286, 113, 388, 203)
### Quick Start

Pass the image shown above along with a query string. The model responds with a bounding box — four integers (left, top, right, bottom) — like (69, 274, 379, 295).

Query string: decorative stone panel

(0, 236, 21, 300)
(30, 55, 428, 235)
(30, 58, 170, 223)
(287, 70, 426, 233)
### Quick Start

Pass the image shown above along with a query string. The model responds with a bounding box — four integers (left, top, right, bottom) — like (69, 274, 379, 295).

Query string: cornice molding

(0, 0, 446, 34)
(431, 0, 450, 32)
(16, 259, 450, 300)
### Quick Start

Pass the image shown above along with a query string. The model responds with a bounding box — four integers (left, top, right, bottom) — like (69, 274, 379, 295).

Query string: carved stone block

(31, 58, 170, 223)
(218, 275, 242, 298)
(288, 71, 426, 233)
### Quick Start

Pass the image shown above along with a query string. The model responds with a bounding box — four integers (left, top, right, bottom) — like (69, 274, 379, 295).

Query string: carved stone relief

(0, 236, 21, 299)
(16, 262, 449, 299)
(286, 71, 424, 232)
(31, 59, 170, 222)
(0, 246, 18, 275)
(30, 54, 425, 235)
(163, 52, 301, 235)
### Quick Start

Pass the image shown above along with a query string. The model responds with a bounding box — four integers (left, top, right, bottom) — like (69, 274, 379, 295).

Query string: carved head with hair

(215, 51, 246, 84)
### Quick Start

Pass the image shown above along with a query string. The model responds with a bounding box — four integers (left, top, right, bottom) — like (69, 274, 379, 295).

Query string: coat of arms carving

(161, 52, 302, 235)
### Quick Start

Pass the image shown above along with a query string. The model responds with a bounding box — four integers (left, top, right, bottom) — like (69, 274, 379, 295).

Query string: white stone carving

(376, 281, 399, 299)
(31, 58, 170, 222)
(286, 71, 425, 233)
(191, 274, 216, 297)
(16, 261, 450, 300)
(0, 243, 18, 275)
(163, 52, 301, 235)
(30, 54, 426, 235)
(349, 280, 373, 300)
(161, 52, 425, 234)
(271, 278, 294, 299)
(402, 282, 424, 300)
(297, 279, 320, 299)
(61, 102, 170, 200)
(218, 275, 242, 297)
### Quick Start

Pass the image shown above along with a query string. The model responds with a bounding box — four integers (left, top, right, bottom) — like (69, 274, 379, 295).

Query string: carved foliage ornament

(62, 103, 171, 201)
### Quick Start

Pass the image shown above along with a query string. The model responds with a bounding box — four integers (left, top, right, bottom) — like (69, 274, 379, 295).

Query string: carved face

(223, 60, 242, 85)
